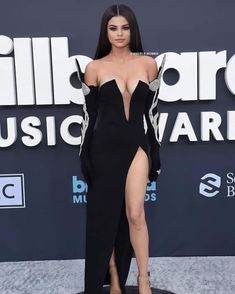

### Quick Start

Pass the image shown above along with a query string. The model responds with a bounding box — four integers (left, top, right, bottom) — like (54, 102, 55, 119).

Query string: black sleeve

(75, 59, 98, 186)
(144, 54, 166, 181)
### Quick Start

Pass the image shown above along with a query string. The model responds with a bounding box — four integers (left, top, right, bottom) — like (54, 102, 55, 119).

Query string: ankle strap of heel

(138, 271, 150, 278)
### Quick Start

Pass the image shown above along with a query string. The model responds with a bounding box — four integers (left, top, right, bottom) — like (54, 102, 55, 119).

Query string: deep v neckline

(99, 79, 149, 123)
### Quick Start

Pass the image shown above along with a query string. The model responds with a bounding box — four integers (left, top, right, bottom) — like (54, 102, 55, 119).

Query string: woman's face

(107, 16, 130, 49)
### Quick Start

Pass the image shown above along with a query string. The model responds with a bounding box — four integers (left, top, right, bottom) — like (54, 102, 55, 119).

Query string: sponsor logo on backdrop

(227, 172, 235, 197)
(1, 34, 235, 147)
(72, 176, 157, 204)
(0, 174, 25, 208)
(72, 177, 87, 204)
(145, 181, 157, 201)
(199, 172, 235, 197)
(199, 173, 221, 197)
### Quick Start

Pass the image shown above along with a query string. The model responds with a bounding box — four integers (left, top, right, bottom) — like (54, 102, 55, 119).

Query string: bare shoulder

(84, 60, 99, 86)
(140, 55, 158, 81)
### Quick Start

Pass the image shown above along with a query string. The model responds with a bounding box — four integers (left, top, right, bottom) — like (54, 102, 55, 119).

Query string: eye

(123, 26, 130, 30)
(109, 27, 117, 31)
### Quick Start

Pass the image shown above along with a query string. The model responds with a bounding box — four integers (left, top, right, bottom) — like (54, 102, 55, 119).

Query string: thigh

(125, 147, 149, 214)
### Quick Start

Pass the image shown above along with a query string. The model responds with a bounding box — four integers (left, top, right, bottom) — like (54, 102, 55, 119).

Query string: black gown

(76, 55, 166, 294)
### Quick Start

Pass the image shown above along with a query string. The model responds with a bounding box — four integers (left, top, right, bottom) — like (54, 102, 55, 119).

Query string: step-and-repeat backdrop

(0, 0, 235, 262)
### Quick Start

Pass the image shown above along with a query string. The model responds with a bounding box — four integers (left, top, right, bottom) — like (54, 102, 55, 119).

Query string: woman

(76, 4, 166, 294)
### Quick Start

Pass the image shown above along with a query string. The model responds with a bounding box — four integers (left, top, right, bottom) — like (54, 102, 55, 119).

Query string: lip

(116, 39, 125, 41)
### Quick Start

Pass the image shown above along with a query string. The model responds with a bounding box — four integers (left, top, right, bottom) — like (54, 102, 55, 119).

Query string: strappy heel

(137, 271, 152, 294)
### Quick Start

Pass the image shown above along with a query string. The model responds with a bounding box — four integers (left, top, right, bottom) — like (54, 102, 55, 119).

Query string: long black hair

(94, 4, 144, 59)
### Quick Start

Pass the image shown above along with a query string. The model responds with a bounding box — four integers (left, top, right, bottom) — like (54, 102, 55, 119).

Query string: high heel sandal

(137, 271, 152, 293)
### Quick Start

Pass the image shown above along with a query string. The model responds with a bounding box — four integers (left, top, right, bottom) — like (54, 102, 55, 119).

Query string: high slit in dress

(76, 55, 166, 294)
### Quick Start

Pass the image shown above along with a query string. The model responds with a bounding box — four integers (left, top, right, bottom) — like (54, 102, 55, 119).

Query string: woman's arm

(84, 60, 98, 87)
(142, 55, 158, 82)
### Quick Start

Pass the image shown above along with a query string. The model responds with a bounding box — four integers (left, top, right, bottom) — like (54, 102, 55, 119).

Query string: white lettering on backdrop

(0, 35, 234, 146)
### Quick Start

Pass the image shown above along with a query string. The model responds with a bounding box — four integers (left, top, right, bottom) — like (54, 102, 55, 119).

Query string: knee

(127, 210, 145, 229)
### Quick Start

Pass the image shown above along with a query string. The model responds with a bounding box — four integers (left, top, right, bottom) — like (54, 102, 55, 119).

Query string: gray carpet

(78, 286, 175, 294)
(0, 257, 235, 294)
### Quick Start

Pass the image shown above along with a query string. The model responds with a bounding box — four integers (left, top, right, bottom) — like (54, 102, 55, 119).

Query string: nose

(117, 28, 123, 36)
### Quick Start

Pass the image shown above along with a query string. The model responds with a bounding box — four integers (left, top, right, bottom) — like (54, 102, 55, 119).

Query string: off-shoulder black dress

(76, 55, 166, 294)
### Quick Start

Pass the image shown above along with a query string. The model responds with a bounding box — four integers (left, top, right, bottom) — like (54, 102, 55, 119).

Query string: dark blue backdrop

(0, 0, 235, 262)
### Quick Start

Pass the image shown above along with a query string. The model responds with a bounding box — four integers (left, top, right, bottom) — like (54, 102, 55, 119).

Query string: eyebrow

(108, 23, 129, 27)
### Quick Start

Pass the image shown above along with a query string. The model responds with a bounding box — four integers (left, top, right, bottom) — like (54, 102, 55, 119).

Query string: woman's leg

(125, 147, 151, 294)
(109, 248, 121, 293)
